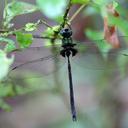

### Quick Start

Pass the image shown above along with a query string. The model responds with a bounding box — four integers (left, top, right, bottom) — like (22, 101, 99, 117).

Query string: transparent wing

(8, 35, 128, 82)
(8, 45, 66, 82)
(73, 36, 128, 71)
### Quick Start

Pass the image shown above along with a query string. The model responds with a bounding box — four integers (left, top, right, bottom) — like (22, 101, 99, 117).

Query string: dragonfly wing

(8, 45, 66, 81)
(73, 37, 128, 71)
(7, 35, 128, 81)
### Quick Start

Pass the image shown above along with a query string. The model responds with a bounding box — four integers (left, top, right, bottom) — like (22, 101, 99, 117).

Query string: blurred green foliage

(16, 32, 33, 48)
(25, 23, 38, 32)
(0, 50, 14, 81)
(0, 37, 16, 52)
(36, 0, 66, 19)
(0, 0, 128, 127)
(3, 1, 38, 29)
(71, 0, 90, 4)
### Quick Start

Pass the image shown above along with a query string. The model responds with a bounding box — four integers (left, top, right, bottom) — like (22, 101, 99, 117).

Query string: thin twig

(51, 0, 72, 43)
(0, 0, 72, 42)
(0, 18, 53, 34)
(39, 19, 53, 28)
(47, 0, 73, 114)
(33, 35, 56, 39)
(61, 0, 72, 28)
(0, 30, 56, 40)
(69, 4, 87, 23)
(0, 32, 56, 40)
(0, 30, 7, 33)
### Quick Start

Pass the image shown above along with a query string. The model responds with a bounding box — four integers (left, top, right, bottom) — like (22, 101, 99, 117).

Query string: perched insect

(60, 27, 78, 121)
(7, 26, 128, 121)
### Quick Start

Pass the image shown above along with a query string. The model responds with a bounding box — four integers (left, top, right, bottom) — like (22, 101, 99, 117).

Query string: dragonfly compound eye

(60, 28, 72, 38)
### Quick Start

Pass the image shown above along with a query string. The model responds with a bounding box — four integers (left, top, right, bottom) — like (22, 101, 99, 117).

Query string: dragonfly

(7, 26, 128, 121)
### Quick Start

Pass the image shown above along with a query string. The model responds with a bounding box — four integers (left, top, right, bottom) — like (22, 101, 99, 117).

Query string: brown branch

(0, 0, 72, 42)
(51, 0, 72, 44)
(32, 35, 55, 39)
(61, 0, 72, 28)
(0, 30, 56, 40)
(69, 4, 87, 23)
(38, 19, 53, 28)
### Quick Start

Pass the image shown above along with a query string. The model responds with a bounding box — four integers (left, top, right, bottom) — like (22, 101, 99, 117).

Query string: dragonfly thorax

(60, 28, 77, 57)
(60, 46, 77, 57)
(62, 38, 72, 45)
(60, 28, 72, 38)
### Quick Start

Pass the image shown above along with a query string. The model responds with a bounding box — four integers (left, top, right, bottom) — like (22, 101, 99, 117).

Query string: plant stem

(33, 35, 59, 39)
(61, 0, 72, 28)
(38, 19, 53, 28)
(51, 0, 72, 44)
(69, 4, 87, 23)
(2, 0, 8, 29)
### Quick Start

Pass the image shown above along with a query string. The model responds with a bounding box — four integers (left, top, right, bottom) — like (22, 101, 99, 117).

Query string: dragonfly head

(60, 28, 72, 38)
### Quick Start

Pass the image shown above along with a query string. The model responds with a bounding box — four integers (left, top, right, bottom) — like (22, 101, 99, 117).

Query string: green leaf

(0, 84, 15, 97)
(43, 25, 60, 37)
(0, 37, 16, 52)
(113, 1, 118, 9)
(42, 26, 61, 47)
(92, 0, 113, 6)
(16, 32, 33, 48)
(85, 29, 112, 58)
(71, 0, 90, 4)
(14, 86, 27, 95)
(0, 99, 11, 111)
(54, 15, 63, 23)
(108, 16, 128, 35)
(83, 5, 100, 16)
(92, 0, 119, 17)
(36, 0, 66, 18)
(44, 40, 61, 47)
(115, 2, 127, 18)
(3, 1, 38, 28)
(25, 23, 37, 32)
(117, 49, 128, 77)
(0, 50, 14, 81)
(85, 29, 103, 40)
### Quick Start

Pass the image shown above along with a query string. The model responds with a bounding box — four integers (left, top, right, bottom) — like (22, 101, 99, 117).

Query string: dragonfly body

(60, 28, 77, 121)
(9, 27, 128, 122)
(60, 28, 77, 57)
